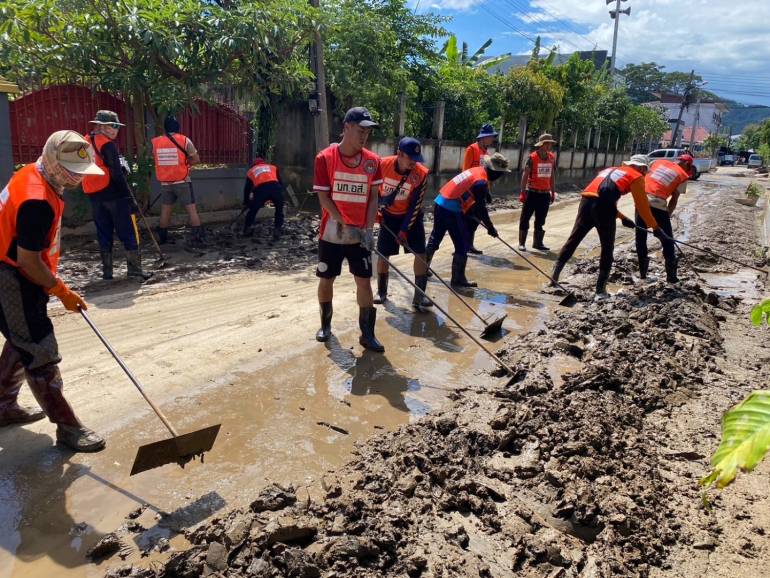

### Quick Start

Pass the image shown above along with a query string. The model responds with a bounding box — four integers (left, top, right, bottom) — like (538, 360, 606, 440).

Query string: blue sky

(413, 0, 770, 107)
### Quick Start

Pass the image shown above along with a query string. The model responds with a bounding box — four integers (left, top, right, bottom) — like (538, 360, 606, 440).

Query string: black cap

(343, 107, 378, 128)
(164, 116, 180, 133)
(398, 137, 424, 162)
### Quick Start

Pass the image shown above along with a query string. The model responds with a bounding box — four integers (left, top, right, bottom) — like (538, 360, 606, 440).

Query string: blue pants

(426, 204, 469, 257)
(90, 197, 139, 252)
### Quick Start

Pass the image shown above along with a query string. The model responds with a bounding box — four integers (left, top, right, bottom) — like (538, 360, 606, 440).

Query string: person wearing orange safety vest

(373, 137, 432, 312)
(462, 123, 498, 255)
(313, 107, 384, 352)
(518, 133, 557, 252)
(426, 153, 509, 288)
(242, 157, 284, 241)
(550, 155, 661, 297)
(0, 130, 105, 452)
(636, 154, 692, 282)
(82, 110, 150, 282)
(151, 116, 203, 248)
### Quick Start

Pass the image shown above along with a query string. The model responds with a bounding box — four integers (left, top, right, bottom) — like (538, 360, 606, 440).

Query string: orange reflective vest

(462, 142, 486, 171)
(82, 133, 111, 194)
(247, 163, 279, 188)
(440, 166, 487, 214)
(582, 166, 644, 202)
(317, 144, 381, 235)
(645, 159, 689, 200)
(527, 151, 555, 191)
(152, 133, 191, 183)
(0, 164, 64, 275)
(379, 156, 429, 216)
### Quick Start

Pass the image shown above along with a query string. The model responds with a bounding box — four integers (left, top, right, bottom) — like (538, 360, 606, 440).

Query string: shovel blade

(481, 314, 506, 338)
(559, 293, 578, 308)
(130, 424, 221, 476)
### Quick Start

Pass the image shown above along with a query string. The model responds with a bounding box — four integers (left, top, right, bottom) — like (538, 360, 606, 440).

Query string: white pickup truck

(647, 148, 713, 180)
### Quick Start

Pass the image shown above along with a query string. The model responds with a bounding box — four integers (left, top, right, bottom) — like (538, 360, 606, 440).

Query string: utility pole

(309, 0, 329, 150)
(607, 0, 631, 77)
(670, 70, 695, 148)
(690, 92, 701, 153)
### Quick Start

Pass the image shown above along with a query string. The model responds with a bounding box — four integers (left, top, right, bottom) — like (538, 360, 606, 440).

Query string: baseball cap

(89, 110, 126, 126)
(343, 107, 378, 128)
(678, 153, 694, 164)
(398, 137, 424, 162)
(44, 130, 104, 175)
(623, 154, 649, 169)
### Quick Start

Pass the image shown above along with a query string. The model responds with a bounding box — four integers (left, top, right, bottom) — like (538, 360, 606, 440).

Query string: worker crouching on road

(242, 157, 285, 241)
(519, 133, 557, 251)
(373, 137, 432, 312)
(463, 124, 498, 255)
(151, 116, 204, 248)
(314, 107, 384, 352)
(426, 153, 509, 288)
(0, 130, 105, 452)
(636, 154, 692, 283)
(83, 110, 150, 281)
(550, 155, 660, 297)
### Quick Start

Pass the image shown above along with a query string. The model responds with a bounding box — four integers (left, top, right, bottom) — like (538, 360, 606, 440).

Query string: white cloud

(428, 0, 476, 10)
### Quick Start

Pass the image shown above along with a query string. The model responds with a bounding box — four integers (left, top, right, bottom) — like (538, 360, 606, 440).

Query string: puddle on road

(699, 269, 762, 300)
(0, 248, 557, 578)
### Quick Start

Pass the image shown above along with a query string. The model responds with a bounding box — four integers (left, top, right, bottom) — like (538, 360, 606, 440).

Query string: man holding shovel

(373, 137, 432, 312)
(314, 107, 384, 352)
(0, 130, 105, 452)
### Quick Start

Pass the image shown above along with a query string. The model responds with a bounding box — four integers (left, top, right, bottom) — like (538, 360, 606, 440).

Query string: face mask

(38, 157, 82, 192)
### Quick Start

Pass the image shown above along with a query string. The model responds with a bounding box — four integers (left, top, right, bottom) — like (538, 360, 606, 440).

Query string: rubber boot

(425, 248, 435, 278)
(272, 226, 282, 241)
(358, 307, 385, 352)
(549, 260, 566, 287)
(638, 256, 649, 280)
(373, 273, 389, 305)
(468, 245, 483, 255)
(0, 343, 44, 426)
(315, 302, 333, 342)
(100, 250, 114, 280)
(595, 268, 611, 298)
(533, 230, 550, 251)
(450, 254, 477, 288)
(187, 226, 206, 249)
(518, 229, 527, 251)
(157, 227, 174, 245)
(25, 365, 105, 452)
(412, 274, 433, 313)
(126, 250, 152, 281)
(665, 259, 679, 284)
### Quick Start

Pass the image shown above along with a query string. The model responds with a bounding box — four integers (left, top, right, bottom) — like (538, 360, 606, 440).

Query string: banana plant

(439, 35, 510, 70)
(701, 300, 770, 488)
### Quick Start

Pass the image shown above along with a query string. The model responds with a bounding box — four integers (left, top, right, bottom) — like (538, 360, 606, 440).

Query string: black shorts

(377, 213, 426, 256)
(316, 240, 372, 279)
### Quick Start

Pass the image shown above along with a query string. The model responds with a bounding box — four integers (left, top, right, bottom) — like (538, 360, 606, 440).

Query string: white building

(645, 93, 727, 135)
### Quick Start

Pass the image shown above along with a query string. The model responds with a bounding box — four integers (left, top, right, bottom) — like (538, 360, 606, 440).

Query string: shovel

(378, 222, 506, 338)
(229, 207, 248, 235)
(79, 309, 221, 475)
(474, 219, 578, 307)
(372, 248, 516, 376)
(127, 187, 167, 267)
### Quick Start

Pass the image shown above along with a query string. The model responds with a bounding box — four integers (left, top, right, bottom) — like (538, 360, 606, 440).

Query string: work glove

(397, 230, 408, 246)
(487, 226, 499, 238)
(359, 228, 375, 251)
(550, 191, 557, 204)
(519, 190, 527, 203)
(47, 278, 87, 312)
(620, 216, 636, 229)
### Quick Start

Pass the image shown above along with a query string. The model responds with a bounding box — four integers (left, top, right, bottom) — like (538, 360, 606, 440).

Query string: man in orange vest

(373, 137, 431, 312)
(518, 133, 557, 251)
(426, 153, 508, 288)
(0, 130, 105, 452)
(314, 107, 384, 352)
(550, 155, 660, 297)
(151, 116, 203, 248)
(242, 157, 284, 240)
(636, 154, 692, 282)
(462, 124, 498, 255)
(82, 110, 150, 281)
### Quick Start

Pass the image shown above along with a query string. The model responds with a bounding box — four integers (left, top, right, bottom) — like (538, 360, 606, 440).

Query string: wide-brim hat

(623, 154, 649, 169)
(477, 123, 498, 140)
(535, 133, 557, 147)
(482, 153, 511, 173)
(44, 130, 104, 175)
(89, 110, 125, 126)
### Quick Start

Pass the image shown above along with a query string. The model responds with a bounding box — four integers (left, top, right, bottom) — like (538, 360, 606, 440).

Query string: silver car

(748, 154, 763, 168)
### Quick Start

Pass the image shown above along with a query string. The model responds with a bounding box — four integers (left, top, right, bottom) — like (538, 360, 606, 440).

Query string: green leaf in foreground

(750, 299, 770, 326)
(701, 390, 770, 488)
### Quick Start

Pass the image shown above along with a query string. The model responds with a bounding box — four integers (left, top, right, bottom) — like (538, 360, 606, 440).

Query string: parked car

(719, 153, 736, 166)
(647, 148, 709, 180)
(748, 154, 763, 169)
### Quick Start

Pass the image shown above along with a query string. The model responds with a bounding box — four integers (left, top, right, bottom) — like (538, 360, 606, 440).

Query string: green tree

(703, 133, 729, 155)
(500, 65, 564, 137)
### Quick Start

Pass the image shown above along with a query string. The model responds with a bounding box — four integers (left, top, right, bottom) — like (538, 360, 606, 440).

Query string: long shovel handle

(377, 222, 490, 326)
(128, 188, 166, 262)
(79, 309, 179, 438)
(145, 193, 162, 213)
(373, 248, 515, 376)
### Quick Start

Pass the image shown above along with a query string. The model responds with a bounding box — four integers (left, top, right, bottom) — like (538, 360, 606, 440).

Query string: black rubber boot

(665, 259, 679, 284)
(518, 229, 527, 251)
(425, 248, 434, 278)
(190, 226, 206, 248)
(549, 260, 566, 287)
(450, 255, 477, 288)
(533, 230, 550, 251)
(638, 256, 649, 280)
(157, 227, 174, 245)
(358, 307, 384, 352)
(100, 250, 113, 280)
(373, 273, 389, 305)
(126, 250, 152, 281)
(412, 274, 433, 313)
(272, 226, 282, 241)
(315, 302, 333, 342)
(595, 268, 611, 297)
(0, 343, 44, 427)
(468, 246, 483, 255)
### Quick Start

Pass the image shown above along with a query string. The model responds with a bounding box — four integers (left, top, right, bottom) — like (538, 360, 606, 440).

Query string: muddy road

(1, 169, 768, 577)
